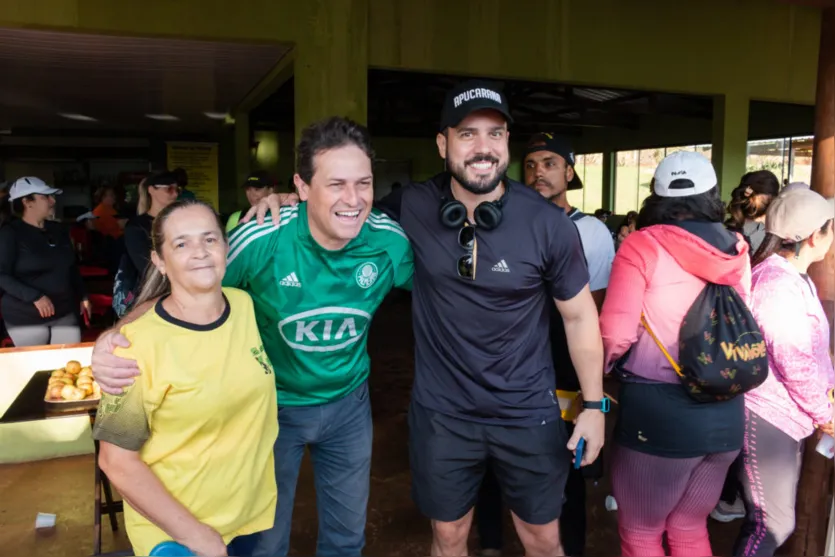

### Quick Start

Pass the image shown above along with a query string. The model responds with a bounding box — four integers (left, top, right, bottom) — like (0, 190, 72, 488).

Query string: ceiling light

(59, 113, 97, 122)
(204, 112, 229, 120)
(146, 114, 180, 121)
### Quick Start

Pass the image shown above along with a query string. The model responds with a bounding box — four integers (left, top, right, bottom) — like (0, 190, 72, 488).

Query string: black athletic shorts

(408, 401, 571, 524)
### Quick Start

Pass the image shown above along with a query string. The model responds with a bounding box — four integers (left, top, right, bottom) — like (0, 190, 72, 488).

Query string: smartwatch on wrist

(582, 398, 610, 413)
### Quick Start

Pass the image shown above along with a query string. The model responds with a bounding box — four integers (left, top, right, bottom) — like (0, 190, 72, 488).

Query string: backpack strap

(639, 314, 684, 378)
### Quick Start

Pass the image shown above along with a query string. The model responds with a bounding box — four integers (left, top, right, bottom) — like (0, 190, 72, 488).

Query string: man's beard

(448, 153, 508, 195)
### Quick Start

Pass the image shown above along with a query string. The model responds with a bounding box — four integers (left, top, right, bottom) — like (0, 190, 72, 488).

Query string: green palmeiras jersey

(223, 202, 413, 406)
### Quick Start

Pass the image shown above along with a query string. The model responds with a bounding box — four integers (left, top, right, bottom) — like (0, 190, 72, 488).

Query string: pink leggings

(611, 444, 739, 556)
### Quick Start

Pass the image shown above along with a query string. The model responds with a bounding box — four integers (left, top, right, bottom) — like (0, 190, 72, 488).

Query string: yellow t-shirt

(92, 287, 278, 556)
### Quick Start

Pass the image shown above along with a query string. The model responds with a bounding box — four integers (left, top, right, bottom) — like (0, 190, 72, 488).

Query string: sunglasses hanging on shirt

(438, 178, 509, 281)
(457, 223, 477, 280)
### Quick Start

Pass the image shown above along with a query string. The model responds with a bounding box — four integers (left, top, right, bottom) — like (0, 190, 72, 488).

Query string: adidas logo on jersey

(279, 272, 302, 287)
(491, 260, 510, 273)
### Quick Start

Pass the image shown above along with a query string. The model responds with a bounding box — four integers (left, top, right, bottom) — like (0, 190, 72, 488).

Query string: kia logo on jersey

(278, 307, 371, 352)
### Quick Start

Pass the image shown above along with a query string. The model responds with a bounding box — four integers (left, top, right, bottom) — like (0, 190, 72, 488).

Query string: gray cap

(766, 189, 835, 242)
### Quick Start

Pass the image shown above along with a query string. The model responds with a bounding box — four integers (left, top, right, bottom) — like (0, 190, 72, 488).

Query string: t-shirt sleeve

(91, 342, 151, 451)
(374, 187, 405, 223)
(391, 235, 414, 291)
(583, 219, 615, 292)
(225, 211, 242, 234)
(223, 210, 284, 288)
(543, 211, 590, 301)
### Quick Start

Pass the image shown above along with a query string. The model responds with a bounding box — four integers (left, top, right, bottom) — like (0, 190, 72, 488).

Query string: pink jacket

(600, 225, 751, 383)
(744, 254, 834, 441)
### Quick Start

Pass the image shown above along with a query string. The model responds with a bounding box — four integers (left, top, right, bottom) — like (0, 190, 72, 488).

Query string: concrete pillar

(293, 0, 369, 140)
(601, 151, 615, 211)
(711, 94, 750, 199)
(233, 111, 251, 209)
(217, 125, 238, 215)
(809, 7, 835, 324)
(785, 8, 835, 556)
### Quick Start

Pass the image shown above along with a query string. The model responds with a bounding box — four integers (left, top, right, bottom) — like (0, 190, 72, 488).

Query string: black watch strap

(582, 398, 611, 413)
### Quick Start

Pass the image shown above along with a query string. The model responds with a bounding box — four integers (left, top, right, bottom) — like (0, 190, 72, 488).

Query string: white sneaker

(710, 498, 745, 522)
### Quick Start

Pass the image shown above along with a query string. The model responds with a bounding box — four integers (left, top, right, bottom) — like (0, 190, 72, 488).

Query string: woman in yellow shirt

(93, 199, 278, 557)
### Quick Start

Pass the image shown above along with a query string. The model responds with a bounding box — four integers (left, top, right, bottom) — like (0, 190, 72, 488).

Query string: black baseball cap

(146, 171, 179, 187)
(524, 132, 583, 191)
(439, 79, 514, 132)
(242, 170, 273, 189)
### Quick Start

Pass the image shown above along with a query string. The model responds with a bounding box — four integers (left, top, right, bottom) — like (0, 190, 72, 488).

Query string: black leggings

(720, 453, 743, 504)
(733, 409, 803, 557)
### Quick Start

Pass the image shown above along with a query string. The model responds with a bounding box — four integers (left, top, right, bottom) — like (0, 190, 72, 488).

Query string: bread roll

(60, 385, 85, 401)
(79, 367, 93, 377)
(47, 385, 65, 400)
(65, 361, 82, 375)
(51, 369, 66, 378)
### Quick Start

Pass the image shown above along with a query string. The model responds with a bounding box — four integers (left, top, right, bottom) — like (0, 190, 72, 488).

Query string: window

(614, 144, 712, 214)
(746, 136, 813, 185)
(566, 153, 604, 213)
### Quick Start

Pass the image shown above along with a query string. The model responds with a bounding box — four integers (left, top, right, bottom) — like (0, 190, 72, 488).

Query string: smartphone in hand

(574, 437, 585, 469)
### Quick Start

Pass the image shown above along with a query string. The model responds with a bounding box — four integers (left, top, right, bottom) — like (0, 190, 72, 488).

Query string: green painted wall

(368, 0, 821, 104)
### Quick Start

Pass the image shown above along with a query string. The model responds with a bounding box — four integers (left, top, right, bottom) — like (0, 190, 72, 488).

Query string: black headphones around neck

(439, 178, 509, 231)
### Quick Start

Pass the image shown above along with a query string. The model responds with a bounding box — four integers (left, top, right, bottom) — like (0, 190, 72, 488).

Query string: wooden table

(0, 370, 124, 556)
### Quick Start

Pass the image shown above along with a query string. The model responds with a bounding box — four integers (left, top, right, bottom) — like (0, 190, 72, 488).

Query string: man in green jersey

(90, 117, 413, 557)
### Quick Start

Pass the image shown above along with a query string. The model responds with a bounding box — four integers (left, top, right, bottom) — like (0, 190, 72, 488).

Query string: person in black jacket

(0, 177, 90, 347)
(0, 181, 11, 228)
(113, 172, 179, 316)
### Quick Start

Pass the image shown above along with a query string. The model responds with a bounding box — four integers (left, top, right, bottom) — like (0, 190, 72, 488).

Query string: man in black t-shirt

(377, 81, 607, 557)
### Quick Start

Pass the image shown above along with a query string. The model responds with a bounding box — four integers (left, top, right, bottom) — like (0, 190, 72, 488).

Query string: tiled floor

(0, 296, 740, 556)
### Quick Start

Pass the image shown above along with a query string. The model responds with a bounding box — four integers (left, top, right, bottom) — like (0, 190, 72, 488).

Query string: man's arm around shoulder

(91, 299, 157, 395)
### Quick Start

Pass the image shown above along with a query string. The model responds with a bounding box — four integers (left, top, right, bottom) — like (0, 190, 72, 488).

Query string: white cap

(9, 177, 62, 200)
(652, 151, 717, 198)
(76, 211, 98, 222)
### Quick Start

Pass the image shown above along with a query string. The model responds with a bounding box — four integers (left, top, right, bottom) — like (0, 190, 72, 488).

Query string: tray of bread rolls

(44, 359, 102, 410)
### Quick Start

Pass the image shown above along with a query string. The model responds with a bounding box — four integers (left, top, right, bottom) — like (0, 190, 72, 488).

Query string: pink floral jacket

(744, 254, 834, 441)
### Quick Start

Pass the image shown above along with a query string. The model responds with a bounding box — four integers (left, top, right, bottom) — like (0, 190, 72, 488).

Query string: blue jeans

(252, 381, 373, 557)
(227, 533, 259, 556)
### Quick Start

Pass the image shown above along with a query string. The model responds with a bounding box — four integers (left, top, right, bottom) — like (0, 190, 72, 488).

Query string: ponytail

(751, 233, 784, 268)
(136, 178, 150, 216)
(133, 265, 171, 309)
(725, 185, 772, 231)
(725, 171, 779, 231)
(725, 185, 749, 230)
